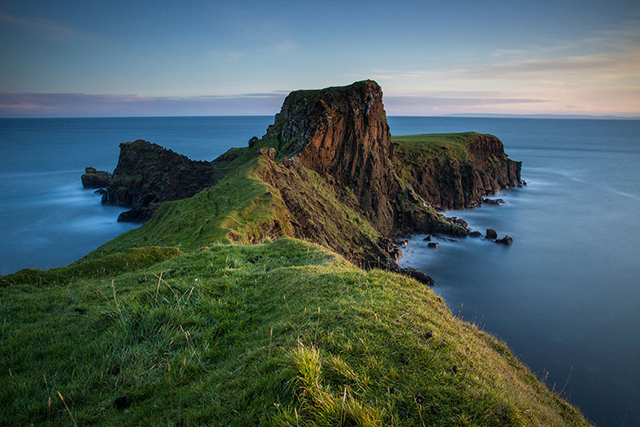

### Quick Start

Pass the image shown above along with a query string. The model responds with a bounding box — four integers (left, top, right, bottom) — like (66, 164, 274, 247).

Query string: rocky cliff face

(393, 133, 522, 210)
(259, 81, 521, 237)
(262, 80, 401, 234)
(102, 139, 219, 221)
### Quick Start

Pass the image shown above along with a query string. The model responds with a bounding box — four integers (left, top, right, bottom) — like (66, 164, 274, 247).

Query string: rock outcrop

(393, 133, 522, 210)
(101, 139, 220, 222)
(81, 167, 112, 189)
(262, 80, 400, 235)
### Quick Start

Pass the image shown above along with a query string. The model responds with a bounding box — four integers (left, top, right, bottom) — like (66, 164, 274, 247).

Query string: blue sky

(1, 0, 638, 117)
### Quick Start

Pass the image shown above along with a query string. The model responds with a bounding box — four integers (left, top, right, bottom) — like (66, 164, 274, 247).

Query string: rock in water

(496, 235, 514, 245)
(81, 167, 112, 189)
(486, 229, 498, 239)
(427, 242, 439, 248)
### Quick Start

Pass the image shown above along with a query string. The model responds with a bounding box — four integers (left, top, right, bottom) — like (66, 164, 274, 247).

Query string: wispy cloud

(451, 47, 640, 82)
(0, 11, 95, 42)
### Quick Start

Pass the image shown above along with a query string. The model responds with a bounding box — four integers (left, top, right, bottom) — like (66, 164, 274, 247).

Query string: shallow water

(1, 116, 638, 426)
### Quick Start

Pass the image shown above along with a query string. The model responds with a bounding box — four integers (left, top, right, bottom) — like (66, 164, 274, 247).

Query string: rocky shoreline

(83, 80, 522, 284)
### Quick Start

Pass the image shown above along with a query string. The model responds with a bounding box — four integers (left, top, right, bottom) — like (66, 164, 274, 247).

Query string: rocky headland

(1, 81, 592, 426)
(95, 80, 521, 272)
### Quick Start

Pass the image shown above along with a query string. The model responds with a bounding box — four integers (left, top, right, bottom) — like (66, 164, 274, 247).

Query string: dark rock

(495, 235, 514, 245)
(486, 229, 498, 239)
(102, 139, 220, 222)
(248, 136, 259, 148)
(81, 167, 112, 189)
(390, 248, 402, 262)
(114, 395, 131, 410)
(423, 235, 431, 241)
(94, 188, 107, 196)
(483, 198, 505, 205)
(469, 231, 482, 238)
(427, 242, 439, 249)
(402, 267, 435, 286)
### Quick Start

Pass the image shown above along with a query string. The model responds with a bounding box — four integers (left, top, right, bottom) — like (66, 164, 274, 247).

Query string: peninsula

(0, 81, 589, 426)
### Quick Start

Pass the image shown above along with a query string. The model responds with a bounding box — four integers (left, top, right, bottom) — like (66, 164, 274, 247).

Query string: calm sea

(1, 116, 638, 426)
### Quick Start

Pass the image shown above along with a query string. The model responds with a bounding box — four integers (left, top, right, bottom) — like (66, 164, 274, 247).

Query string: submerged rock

(469, 231, 483, 238)
(486, 229, 498, 239)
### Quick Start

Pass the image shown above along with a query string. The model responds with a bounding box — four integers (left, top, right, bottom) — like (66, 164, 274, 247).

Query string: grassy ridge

(0, 238, 588, 426)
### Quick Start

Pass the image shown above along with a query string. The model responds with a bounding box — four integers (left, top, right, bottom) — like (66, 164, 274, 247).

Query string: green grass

(84, 157, 294, 259)
(392, 132, 486, 165)
(0, 238, 589, 426)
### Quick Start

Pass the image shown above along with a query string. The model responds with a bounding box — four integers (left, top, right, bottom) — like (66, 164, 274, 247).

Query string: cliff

(101, 139, 221, 221)
(3, 81, 591, 426)
(393, 132, 522, 210)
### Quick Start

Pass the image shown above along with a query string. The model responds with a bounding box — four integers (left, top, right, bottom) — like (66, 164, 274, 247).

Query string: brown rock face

(396, 134, 522, 210)
(264, 80, 400, 234)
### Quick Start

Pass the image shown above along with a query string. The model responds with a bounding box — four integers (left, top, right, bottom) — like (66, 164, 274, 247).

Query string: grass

(0, 125, 589, 425)
(392, 132, 485, 165)
(0, 238, 589, 426)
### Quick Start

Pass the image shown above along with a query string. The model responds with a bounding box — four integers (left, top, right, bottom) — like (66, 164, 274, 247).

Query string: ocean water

(0, 117, 272, 274)
(1, 116, 639, 426)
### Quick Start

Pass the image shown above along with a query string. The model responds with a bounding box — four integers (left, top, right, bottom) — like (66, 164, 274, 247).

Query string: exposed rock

(469, 231, 483, 238)
(496, 235, 514, 245)
(102, 140, 220, 222)
(427, 242, 439, 249)
(483, 198, 505, 205)
(402, 267, 435, 285)
(81, 167, 112, 189)
(423, 235, 431, 241)
(486, 229, 498, 239)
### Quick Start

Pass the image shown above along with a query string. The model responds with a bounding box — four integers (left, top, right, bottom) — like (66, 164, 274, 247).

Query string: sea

(1, 116, 638, 426)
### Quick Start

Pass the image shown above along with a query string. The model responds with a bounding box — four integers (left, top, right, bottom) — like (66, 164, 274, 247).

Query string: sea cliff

(0, 81, 590, 426)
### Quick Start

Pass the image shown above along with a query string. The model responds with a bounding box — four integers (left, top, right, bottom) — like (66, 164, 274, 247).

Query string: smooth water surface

(0, 117, 272, 274)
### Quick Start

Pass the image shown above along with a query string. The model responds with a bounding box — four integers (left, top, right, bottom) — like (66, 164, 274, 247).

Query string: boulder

(469, 231, 482, 238)
(401, 267, 435, 286)
(486, 229, 498, 239)
(496, 235, 514, 245)
(427, 242, 439, 249)
(483, 198, 505, 205)
(423, 236, 431, 241)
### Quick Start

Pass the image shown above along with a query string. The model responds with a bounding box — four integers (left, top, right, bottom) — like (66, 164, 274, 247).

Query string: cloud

(384, 94, 548, 115)
(451, 47, 640, 82)
(0, 11, 94, 42)
(0, 92, 287, 118)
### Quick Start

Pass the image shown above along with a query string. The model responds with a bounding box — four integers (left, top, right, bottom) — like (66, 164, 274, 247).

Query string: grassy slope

(1, 238, 588, 426)
(0, 132, 590, 426)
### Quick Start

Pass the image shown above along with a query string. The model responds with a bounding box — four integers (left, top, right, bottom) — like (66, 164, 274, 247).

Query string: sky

(0, 0, 639, 118)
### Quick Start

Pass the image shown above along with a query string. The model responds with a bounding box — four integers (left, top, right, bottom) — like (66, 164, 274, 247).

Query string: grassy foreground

(2, 237, 588, 426)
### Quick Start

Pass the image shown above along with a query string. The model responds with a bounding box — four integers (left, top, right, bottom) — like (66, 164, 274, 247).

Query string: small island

(0, 81, 589, 426)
